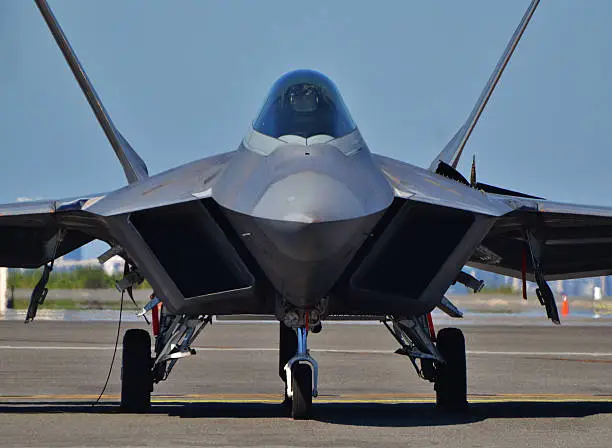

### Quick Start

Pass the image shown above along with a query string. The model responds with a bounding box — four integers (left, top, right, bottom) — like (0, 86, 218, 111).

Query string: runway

(0, 320, 611, 447)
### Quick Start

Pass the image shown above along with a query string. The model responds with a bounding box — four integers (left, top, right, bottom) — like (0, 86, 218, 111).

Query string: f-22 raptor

(3, 0, 607, 419)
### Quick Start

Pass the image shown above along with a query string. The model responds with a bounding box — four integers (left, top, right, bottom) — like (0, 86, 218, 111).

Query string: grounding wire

(92, 290, 124, 407)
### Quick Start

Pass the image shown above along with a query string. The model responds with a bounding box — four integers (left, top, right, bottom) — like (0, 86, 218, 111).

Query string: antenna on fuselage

(470, 155, 477, 187)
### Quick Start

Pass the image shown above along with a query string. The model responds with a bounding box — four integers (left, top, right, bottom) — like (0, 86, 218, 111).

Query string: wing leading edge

(374, 154, 512, 217)
(0, 196, 105, 268)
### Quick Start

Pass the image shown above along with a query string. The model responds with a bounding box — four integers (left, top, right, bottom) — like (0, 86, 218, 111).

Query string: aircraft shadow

(0, 401, 611, 427)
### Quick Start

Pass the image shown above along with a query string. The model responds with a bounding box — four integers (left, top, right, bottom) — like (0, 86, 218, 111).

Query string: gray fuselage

(212, 127, 393, 307)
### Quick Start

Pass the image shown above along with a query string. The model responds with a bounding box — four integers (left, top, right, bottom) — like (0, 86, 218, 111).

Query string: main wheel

(121, 329, 153, 413)
(291, 363, 313, 420)
(434, 327, 467, 410)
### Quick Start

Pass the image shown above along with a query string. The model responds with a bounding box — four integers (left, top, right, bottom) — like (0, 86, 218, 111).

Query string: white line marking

(0, 345, 116, 350)
(467, 350, 612, 357)
(0, 345, 611, 357)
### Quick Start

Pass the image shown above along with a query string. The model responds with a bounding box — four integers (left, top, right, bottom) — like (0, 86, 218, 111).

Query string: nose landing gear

(279, 316, 320, 420)
(277, 300, 325, 419)
(283, 327, 318, 419)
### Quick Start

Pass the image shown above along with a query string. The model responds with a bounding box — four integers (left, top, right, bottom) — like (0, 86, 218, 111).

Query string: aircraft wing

(0, 196, 105, 268)
(0, 151, 234, 269)
(469, 195, 612, 280)
(374, 154, 512, 216)
(85, 152, 233, 217)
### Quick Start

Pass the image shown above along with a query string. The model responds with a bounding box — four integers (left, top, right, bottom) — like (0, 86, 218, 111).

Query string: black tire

(121, 329, 153, 413)
(434, 327, 468, 410)
(291, 363, 313, 420)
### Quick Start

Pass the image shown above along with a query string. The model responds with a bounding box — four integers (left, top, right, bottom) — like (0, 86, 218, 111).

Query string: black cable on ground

(93, 290, 124, 407)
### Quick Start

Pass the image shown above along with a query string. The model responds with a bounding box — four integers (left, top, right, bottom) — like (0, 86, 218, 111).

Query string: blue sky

(1, 1, 612, 259)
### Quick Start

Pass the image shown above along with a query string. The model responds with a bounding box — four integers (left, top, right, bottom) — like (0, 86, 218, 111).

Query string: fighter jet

(3, 0, 608, 419)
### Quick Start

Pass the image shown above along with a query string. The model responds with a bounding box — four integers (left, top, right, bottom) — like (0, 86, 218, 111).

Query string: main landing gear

(384, 315, 468, 410)
(121, 329, 153, 412)
(434, 327, 467, 410)
(120, 301, 211, 413)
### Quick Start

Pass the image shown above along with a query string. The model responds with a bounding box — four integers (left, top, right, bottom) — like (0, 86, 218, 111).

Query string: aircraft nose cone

(225, 210, 384, 308)
(258, 217, 360, 264)
(252, 172, 366, 223)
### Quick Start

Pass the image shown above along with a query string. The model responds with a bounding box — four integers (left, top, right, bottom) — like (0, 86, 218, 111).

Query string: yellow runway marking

(1, 393, 611, 404)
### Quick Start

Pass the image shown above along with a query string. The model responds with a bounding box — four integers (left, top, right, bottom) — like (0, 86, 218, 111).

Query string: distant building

(102, 255, 125, 275)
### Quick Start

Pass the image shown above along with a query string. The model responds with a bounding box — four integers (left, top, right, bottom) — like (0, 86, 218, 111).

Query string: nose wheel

(290, 363, 313, 419)
(281, 326, 318, 419)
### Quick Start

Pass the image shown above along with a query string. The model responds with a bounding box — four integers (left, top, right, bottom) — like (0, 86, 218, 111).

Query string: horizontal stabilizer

(35, 0, 148, 184)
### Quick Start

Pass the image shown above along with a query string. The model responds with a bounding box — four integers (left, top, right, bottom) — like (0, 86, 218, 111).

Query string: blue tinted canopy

(253, 70, 356, 139)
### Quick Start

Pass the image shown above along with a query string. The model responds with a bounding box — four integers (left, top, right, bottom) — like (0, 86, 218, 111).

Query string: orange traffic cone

(561, 294, 569, 317)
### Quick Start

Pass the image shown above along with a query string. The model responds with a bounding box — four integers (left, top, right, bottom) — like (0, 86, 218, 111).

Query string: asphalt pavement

(0, 320, 611, 447)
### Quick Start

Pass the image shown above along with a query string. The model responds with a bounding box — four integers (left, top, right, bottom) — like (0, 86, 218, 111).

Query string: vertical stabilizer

(34, 0, 148, 184)
(429, 0, 540, 172)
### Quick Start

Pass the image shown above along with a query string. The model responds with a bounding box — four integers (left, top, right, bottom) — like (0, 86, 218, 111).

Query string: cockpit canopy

(253, 70, 356, 140)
